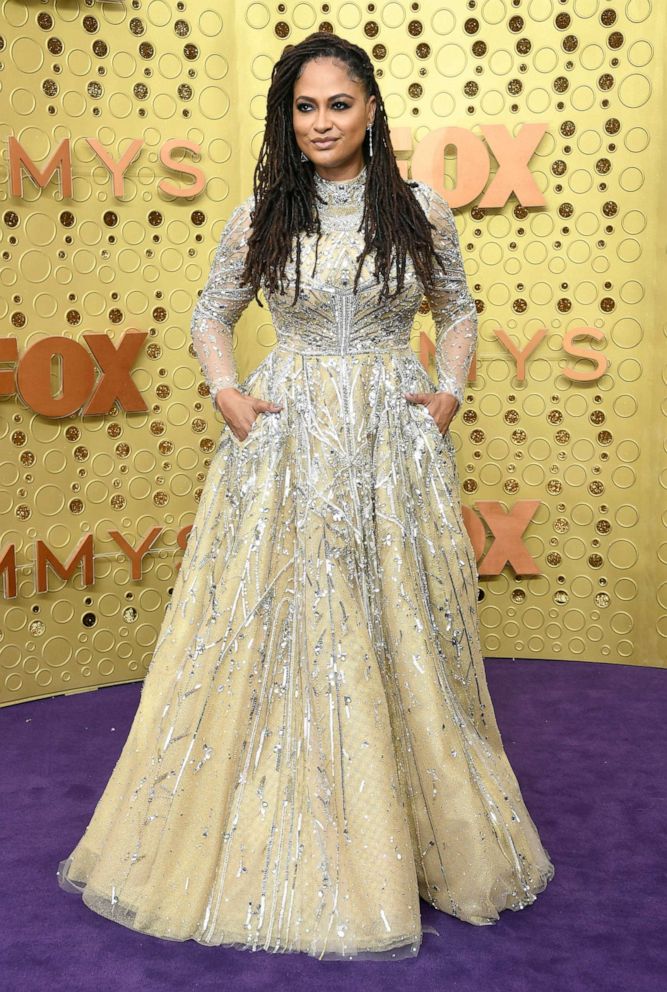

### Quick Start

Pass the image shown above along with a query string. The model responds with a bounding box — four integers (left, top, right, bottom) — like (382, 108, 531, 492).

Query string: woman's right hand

(215, 386, 283, 441)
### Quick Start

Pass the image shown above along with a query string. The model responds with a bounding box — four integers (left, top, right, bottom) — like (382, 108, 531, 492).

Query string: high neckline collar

(313, 163, 367, 208)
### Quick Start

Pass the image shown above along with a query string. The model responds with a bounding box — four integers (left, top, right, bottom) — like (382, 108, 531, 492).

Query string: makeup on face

(292, 60, 375, 178)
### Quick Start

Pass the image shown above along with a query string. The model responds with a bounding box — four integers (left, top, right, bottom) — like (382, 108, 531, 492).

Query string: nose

(313, 111, 334, 133)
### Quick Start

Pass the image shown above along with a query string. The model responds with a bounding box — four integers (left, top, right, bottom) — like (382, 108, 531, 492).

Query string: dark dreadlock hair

(240, 31, 447, 308)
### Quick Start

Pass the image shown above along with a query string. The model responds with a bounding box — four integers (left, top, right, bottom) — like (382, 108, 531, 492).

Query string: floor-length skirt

(57, 343, 555, 960)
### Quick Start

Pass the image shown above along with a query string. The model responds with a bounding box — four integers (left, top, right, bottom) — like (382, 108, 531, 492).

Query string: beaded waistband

(273, 341, 415, 358)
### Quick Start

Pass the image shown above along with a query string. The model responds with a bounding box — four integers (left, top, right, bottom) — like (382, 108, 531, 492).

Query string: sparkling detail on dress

(57, 163, 555, 961)
(312, 162, 368, 208)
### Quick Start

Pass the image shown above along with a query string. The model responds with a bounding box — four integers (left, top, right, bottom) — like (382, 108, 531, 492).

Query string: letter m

(9, 137, 72, 197)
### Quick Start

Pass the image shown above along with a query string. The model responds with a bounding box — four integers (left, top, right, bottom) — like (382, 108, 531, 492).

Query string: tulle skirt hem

(57, 850, 555, 960)
(57, 856, 422, 961)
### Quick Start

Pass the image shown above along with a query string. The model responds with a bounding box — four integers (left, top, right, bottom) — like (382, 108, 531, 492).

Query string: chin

(313, 148, 353, 162)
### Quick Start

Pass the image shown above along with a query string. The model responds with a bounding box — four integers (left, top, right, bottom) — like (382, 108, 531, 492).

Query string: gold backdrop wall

(1, 1, 665, 707)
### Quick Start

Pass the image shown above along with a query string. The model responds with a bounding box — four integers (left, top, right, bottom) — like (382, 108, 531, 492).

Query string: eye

(296, 101, 350, 112)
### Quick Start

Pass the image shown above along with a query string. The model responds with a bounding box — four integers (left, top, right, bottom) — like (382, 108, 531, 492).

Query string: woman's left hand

(404, 390, 459, 435)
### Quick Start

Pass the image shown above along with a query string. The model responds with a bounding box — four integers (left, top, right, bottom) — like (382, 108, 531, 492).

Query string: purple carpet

(1, 657, 664, 992)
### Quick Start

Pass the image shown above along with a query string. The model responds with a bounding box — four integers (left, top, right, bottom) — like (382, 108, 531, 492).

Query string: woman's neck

(314, 156, 366, 183)
(312, 163, 367, 209)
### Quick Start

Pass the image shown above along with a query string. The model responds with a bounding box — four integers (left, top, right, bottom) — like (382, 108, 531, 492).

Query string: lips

(312, 138, 338, 147)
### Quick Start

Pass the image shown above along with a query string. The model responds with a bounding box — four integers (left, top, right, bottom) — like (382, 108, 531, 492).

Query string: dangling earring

(300, 150, 308, 162)
(366, 122, 374, 158)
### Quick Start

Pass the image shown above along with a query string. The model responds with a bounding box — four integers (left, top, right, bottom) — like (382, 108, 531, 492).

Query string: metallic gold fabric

(57, 165, 555, 961)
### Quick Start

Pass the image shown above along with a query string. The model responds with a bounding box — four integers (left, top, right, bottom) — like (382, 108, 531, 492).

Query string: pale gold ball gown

(57, 164, 555, 960)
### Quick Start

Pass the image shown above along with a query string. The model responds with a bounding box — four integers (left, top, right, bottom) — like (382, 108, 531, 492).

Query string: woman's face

(292, 56, 376, 180)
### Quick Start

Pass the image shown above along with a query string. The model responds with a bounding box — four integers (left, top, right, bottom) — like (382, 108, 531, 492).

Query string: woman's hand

(215, 387, 283, 441)
(404, 390, 459, 435)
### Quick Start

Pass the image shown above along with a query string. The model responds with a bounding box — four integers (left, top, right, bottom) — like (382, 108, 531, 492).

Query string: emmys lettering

(0, 498, 543, 600)
(0, 327, 607, 417)
(7, 123, 548, 208)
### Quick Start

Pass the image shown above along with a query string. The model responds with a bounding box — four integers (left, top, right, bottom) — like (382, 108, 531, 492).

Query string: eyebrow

(294, 93, 356, 101)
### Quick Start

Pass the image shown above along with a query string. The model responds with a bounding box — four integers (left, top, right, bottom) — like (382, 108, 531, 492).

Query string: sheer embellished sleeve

(422, 186, 477, 408)
(190, 195, 255, 408)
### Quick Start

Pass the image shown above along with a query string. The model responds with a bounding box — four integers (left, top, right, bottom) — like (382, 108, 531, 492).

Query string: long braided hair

(241, 31, 446, 308)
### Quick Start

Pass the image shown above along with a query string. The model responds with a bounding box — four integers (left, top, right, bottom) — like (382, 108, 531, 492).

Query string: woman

(57, 32, 555, 961)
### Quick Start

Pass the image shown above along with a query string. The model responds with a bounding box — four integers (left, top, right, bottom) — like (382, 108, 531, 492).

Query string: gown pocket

(402, 357, 456, 449)
(231, 354, 277, 446)
(231, 410, 266, 447)
(415, 402, 446, 443)
(420, 403, 443, 434)
(406, 399, 459, 461)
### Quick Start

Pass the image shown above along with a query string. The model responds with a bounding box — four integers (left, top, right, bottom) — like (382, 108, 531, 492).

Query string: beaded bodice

(190, 162, 477, 407)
